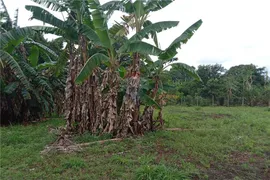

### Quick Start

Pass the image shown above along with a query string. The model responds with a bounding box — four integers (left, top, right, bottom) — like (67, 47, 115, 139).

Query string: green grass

(1, 106, 269, 179)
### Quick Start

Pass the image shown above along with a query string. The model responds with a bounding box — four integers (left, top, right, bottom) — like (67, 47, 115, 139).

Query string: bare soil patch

(210, 113, 232, 119)
(155, 140, 177, 163)
(205, 151, 269, 180)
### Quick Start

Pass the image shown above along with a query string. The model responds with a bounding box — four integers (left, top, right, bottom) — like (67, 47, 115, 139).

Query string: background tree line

(164, 63, 270, 107)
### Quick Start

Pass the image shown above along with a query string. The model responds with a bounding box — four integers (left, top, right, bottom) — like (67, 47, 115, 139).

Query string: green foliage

(0, 16, 66, 124)
(0, 27, 35, 48)
(133, 0, 145, 18)
(25, 3, 79, 41)
(30, 0, 67, 12)
(25, 5, 66, 29)
(54, 49, 68, 76)
(0, 50, 31, 90)
(170, 63, 201, 81)
(120, 41, 163, 55)
(140, 91, 161, 110)
(88, 0, 112, 49)
(117, 66, 127, 78)
(197, 64, 225, 83)
(75, 53, 110, 84)
(159, 20, 203, 61)
(143, 20, 159, 47)
(130, 21, 179, 42)
(3, 82, 19, 94)
(28, 45, 40, 66)
(80, 24, 102, 46)
(166, 63, 269, 106)
(25, 40, 58, 58)
(145, 0, 175, 13)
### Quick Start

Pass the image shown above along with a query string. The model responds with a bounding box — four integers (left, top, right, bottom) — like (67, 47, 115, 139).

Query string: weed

(194, 106, 202, 111)
(61, 157, 87, 170)
(135, 164, 188, 180)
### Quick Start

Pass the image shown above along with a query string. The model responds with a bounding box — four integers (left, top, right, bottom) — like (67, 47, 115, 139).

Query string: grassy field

(1, 106, 270, 179)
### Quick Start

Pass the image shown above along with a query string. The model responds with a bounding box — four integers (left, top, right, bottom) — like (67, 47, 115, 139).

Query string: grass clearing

(1, 106, 270, 179)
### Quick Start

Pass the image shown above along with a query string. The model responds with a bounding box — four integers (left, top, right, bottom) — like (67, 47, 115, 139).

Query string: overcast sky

(3, 0, 270, 71)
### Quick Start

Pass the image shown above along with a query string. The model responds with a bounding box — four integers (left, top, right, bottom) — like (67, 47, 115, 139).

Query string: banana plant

(26, 0, 121, 133)
(74, 0, 130, 135)
(118, 19, 202, 135)
(25, 0, 109, 133)
(99, 0, 202, 136)
(0, 0, 69, 125)
(74, 0, 202, 136)
(73, 0, 188, 136)
(100, 0, 182, 136)
(0, 26, 64, 125)
(140, 55, 201, 131)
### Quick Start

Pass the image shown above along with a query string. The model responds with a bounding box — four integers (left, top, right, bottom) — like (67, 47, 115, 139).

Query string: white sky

(3, 0, 270, 71)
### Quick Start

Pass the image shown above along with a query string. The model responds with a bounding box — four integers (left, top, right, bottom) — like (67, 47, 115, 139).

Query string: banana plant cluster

(0, 0, 66, 125)
(24, 0, 202, 137)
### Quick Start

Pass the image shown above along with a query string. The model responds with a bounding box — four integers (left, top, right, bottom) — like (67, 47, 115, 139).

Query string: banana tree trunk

(65, 36, 103, 134)
(101, 70, 119, 134)
(65, 54, 85, 133)
(74, 57, 83, 131)
(141, 106, 154, 131)
(118, 53, 140, 137)
(64, 43, 88, 133)
(155, 93, 166, 129)
(156, 109, 164, 128)
(79, 35, 90, 134)
(79, 76, 93, 134)
(64, 58, 103, 134)
(65, 45, 76, 131)
(140, 77, 159, 132)
(90, 71, 102, 134)
(65, 57, 98, 134)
